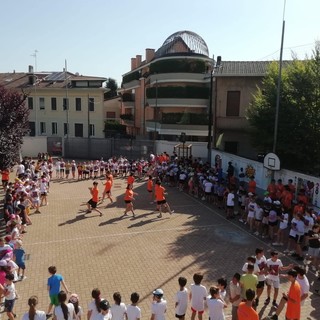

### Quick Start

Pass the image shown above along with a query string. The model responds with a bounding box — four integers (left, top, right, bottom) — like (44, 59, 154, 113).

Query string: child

(189, 273, 207, 320)
(147, 176, 154, 204)
(87, 288, 104, 320)
(175, 277, 188, 320)
(110, 292, 126, 320)
(126, 292, 141, 320)
(95, 299, 111, 320)
(13, 239, 26, 280)
(217, 278, 228, 301)
(151, 288, 167, 320)
(102, 176, 113, 205)
(254, 200, 264, 236)
(228, 273, 242, 320)
(22, 295, 46, 320)
(206, 286, 227, 320)
(4, 273, 17, 320)
(69, 293, 83, 320)
(86, 181, 103, 217)
(46, 266, 71, 318)
(273, 207, 289, 246)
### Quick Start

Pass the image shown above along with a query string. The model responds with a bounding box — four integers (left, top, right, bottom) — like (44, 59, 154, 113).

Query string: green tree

(247, 43, 320, 172)
(104, 78, 118, 99)
(0, 86, 29, 169)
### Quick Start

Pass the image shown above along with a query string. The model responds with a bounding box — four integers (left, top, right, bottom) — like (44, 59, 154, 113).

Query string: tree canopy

(104, 78, 118, 99)
(246, 43, 320, 173)
(0, 86, 29, 169)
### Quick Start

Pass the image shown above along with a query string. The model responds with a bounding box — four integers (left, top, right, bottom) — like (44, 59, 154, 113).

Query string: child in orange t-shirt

(147, 175, 154, 204)
(86, 181, 103, 217)
(155, 180, 174, 218)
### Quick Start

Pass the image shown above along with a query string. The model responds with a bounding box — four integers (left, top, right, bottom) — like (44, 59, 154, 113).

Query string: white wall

(21, 137, 47, 157)
(156, 141, 320, 209)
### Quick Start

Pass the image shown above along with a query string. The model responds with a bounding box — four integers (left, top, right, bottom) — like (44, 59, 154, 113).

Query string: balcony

(146, 98, 207, 108)
(145, 112, 209, 136)
(149, 73, 209, 84)
(145, 121, 208, 136)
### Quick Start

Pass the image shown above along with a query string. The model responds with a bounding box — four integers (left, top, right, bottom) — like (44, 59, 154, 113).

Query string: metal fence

(64, 137, 155, 160)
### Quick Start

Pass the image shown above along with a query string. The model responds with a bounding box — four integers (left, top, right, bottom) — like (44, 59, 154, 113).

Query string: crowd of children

(17, 253, 307, 320)
(1, 152, 320, 320)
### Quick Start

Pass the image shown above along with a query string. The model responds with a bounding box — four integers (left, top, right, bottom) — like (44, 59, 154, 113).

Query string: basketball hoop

(263, 153, 280, 171)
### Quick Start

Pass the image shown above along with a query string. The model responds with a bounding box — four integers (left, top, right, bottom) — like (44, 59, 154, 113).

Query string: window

(63, 98, 69, 110)
(106, 111, 116, 119)
(89, 124, 95, 137)
(64, 123, 69, 136)
(89, 97, 94, 111)
(74, 123, 83, 137)
(226, 91, 240, 116)
(28, 97, 33, 110)
(39, 97, 45, 110)
(52, 122, 58, 135)
(224, 141, 238, 154)
(75, 98, 81, 111)
(51, 97, 57, 111)
(29, 122, 35, 136)
(40, 122, 46, 135)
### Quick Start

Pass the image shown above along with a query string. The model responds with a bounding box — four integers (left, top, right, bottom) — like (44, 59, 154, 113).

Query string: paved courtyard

(9, 175, 320, 319)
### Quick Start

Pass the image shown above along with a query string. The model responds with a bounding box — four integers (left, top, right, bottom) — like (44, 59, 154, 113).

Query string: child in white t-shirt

(175, 277, 188, 320)
(111, 292, 126, 320)
(151, 289, 167, 320)
(126, 292, 141, 320)
(273, 207, 289, 246)
(189, 273, 207, 320)
(206, 286, 227, 320)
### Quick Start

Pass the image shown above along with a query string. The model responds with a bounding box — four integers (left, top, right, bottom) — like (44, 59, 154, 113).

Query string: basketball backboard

(263, 152, 280, 170)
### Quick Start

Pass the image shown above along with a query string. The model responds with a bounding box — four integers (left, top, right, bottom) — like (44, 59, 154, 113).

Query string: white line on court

(25, 223, 223, 246)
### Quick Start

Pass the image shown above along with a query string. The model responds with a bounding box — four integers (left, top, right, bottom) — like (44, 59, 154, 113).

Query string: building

(120, 30, 213, 141)
(0, 67, 122, 155)
(120, 30, 272, 159)
(214, 61, 271, 158)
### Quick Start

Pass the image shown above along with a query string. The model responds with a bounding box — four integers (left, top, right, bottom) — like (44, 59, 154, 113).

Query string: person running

(102, 176, 113, 205)
(147, 175, 154, 204)
(123, 184, 138, 217)
(86, 182, 103, 217)
(155, 180, 174, 218)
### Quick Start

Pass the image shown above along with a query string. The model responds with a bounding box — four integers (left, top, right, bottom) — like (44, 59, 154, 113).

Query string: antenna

(31, 50, 38, 71)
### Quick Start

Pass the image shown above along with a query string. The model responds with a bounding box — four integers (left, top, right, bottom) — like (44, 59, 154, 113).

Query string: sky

(1, 0, 319, 85)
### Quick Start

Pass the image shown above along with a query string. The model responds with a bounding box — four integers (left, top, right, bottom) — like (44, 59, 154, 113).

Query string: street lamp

(206, 56, 221, 165)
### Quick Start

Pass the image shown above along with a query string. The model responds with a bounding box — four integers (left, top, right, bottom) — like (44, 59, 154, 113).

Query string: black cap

(99, 299, 110, 311)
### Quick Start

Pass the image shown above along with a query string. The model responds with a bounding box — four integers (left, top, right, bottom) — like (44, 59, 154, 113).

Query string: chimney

(136, 55, 142, 67)
(145, 48, 155, 63)
(28, 65, 34, 85)
(131, 58, 137, 70)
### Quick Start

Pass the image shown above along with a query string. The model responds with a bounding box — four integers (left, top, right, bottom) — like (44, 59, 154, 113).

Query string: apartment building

(120, 30, 271, 158)
(0, 67, 110, 140)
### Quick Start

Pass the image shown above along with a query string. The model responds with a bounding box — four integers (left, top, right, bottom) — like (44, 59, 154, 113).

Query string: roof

(0, 71, 107, 89)
(214, 61, 272, 77)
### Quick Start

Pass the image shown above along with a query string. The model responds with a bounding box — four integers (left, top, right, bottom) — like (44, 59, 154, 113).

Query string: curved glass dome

(155, 30, 209, 58)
